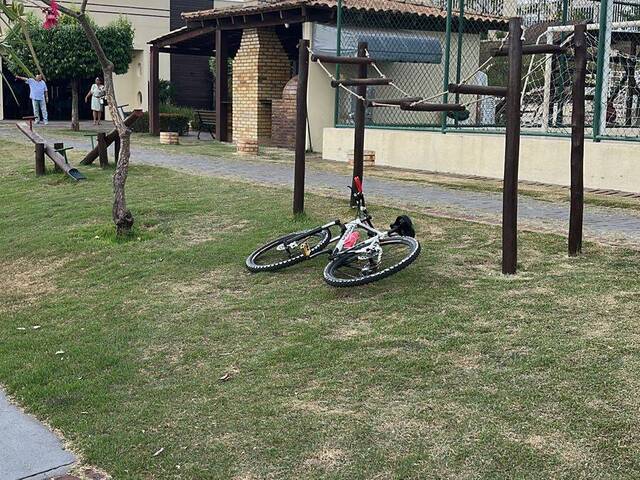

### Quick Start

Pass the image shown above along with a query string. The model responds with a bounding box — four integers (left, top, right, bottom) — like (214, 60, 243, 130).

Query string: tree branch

(38, 0, 79, 18)
(80, 0, 89, 14)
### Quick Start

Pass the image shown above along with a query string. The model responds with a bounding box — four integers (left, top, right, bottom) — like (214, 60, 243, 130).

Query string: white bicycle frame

(331, 218, 388, 258)
(281, 184, 394, 261)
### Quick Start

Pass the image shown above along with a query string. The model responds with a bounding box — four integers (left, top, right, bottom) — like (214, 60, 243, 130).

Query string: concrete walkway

(0, 390, 75, 480)
(2, 124, 640, 246)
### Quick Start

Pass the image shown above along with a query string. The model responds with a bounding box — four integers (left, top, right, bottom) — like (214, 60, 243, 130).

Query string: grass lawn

(2, 138, 640, 479)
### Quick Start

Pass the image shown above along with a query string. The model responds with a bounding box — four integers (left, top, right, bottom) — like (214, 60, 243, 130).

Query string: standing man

(15, 74, 49, 125)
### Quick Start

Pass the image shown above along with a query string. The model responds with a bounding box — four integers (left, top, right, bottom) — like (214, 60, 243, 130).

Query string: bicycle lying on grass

(246, 177, 421, 287)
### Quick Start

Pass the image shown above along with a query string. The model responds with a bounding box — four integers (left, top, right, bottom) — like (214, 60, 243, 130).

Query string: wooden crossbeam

(400, 102, 465, 112)
(366, 97, 423, 107)
(492, 44, 567, 57)
(310, 54, 374, 65)
(331, 78, 392, 88)
(448, 83, 508, 97)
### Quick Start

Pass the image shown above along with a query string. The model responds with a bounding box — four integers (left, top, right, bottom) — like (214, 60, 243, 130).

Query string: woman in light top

(85, 77, 106, 125)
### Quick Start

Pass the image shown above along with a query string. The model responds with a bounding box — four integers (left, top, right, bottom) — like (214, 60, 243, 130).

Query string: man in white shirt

(15, 74, 49, 125)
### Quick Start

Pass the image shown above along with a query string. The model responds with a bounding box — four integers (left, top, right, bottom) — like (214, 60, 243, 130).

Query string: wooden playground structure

(16, 109, 143, 181)
(293, 18, 589, 275)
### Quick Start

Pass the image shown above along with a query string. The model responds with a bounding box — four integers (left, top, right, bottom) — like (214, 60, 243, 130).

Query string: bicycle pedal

(300, 242, 311, 257)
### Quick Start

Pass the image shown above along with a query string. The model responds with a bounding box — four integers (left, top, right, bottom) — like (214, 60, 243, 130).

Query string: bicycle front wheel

(246, 228, 331, 272)
(323, 236, 420, 287)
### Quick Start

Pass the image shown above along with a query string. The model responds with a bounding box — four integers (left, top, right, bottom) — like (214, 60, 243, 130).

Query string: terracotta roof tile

(182, 0, 507, 25)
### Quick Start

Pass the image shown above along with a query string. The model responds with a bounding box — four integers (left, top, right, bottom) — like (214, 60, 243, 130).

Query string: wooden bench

(194, 110, 216, 140)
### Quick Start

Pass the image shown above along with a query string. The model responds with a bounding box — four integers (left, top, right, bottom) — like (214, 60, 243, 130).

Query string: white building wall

(323, 127, 640, 193)
(82, 0, 171, 116)
(303, 22, 335, 152)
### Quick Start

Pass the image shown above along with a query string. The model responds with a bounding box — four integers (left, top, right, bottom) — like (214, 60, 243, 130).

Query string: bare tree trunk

(41, 0, 134, 236)
(79, 21, 134, 236)
(71, 79, 79, 131)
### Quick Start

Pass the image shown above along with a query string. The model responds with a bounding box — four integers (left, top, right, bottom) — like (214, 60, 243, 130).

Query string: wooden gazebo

(147, 0, 338, 141)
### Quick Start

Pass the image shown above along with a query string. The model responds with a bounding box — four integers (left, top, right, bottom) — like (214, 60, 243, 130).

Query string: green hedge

(131, 104, 196, 136)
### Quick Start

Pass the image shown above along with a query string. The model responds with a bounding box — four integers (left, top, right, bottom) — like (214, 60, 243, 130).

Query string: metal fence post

(593, 0, 612, 141)
(453, 0, 465, 127)
(333, 0, 343, 128)
(561, 0, 569, 25)
(440, 0, 453, 133)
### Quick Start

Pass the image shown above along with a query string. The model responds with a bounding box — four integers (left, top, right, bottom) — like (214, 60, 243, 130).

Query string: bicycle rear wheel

(246, 228, 331, 272)
(323, 236, 420, 287)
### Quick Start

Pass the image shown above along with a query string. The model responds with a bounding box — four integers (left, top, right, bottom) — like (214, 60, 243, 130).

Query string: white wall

(303, 22, 335, 152)
(86, 0, 171, 116)
(323, 127, 640, 193)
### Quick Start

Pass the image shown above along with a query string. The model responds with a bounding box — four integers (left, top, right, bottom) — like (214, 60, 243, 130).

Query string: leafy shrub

(159, 113, 190, 135)
(131, 104, 195, 136)
(159, 80, 176, 105)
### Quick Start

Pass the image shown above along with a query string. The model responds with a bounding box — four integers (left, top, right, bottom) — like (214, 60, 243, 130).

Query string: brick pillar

(232, 27, 291, 154)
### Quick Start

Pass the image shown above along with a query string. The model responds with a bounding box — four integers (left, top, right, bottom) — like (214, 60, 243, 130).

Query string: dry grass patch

(174, 214, 250, 246)
(302, 446, 349, 472)
(164, 267, 249, 304)
(326, 319, 373, 340)
(0, 257, 66, 313)
(503, 431, 592, 467)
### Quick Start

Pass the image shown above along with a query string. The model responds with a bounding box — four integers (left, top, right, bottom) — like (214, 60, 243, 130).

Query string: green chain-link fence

(333, 0, 640, 141)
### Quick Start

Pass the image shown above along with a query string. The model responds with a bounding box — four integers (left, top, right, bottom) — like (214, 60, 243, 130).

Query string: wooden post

(114, 135, 121, 163)
(569, 24, 587, 257)
(293, 39, 310, 215)
(80, 110, 143, 165)
(97, 132, 109, 168)
(149, 45, 160, 136)
(35, 142, 45, 176)
(215, 29, 229, 142)
(53, 142, 64, 173)
(502, 18, 523, 275)
(351, 41, 367, 206)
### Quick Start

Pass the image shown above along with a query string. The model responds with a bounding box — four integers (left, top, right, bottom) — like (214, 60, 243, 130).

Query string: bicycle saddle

(390, 215, 416, 238)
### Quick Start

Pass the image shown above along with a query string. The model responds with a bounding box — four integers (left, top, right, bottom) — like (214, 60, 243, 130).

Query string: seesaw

(16, 122, 86, 181)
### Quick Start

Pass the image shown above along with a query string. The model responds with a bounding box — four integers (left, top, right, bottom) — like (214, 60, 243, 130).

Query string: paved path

(0, 390, 75, 480)
(2, 125, 640, 245)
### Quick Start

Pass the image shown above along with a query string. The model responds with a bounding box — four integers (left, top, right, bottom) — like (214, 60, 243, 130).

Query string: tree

(0, 2, 43, 100)
(34, 0, 135, 236)
(5, 14, 133, 131)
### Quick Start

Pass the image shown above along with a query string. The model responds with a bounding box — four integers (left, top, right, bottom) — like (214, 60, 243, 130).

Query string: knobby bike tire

(323, 236, 421, 287)
(246, 228, 331, 272)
